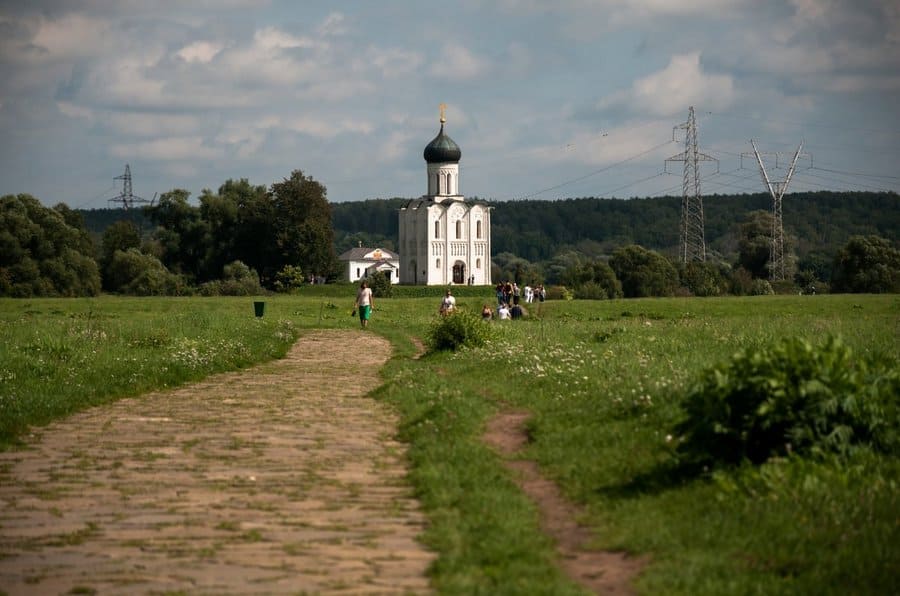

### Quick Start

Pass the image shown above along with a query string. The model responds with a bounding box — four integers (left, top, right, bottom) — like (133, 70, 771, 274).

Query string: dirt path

(483, 410, 646, 595)
(0, 330, 434, 595)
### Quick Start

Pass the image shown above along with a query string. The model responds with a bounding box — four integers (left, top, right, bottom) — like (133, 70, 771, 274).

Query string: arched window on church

(433, 173, 439, 195)
(447, 173, 453, 194)
(476, 220, 482, 239)
(436, 258, 441, 269)
(455, 220, 461, 239)
(434, 220, 440, 238)
(440, 173, 446, 195)
(476, 258, 482, 269)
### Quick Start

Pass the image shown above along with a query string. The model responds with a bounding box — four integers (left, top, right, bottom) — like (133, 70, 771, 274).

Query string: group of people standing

(479, 281, 544, 321)
(495, 281, 545, 307)
(355, 279, 547, 329)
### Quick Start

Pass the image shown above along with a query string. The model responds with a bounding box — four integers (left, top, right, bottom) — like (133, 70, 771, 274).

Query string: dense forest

(75, 190, 898, 286)
(4, 188, 891, 298)
(325, 191, 898, 262)
(79, 191, 898, 266)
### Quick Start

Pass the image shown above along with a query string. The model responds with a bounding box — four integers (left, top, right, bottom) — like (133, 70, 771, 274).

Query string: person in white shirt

(354, 281, 374, 328)
(497, 303, 510, 320)
(439, 290, 456, 315)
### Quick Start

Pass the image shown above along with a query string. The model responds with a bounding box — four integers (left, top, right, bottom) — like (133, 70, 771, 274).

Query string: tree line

(2, 184, 898, 297)
(1, 170, 335, 297)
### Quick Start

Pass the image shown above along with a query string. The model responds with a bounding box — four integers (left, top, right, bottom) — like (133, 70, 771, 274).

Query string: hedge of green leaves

(675, 336, 899, 467)
(425, 309, 494, 352)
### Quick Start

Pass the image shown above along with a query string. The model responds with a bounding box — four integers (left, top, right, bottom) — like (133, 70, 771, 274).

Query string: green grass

(371, 294, 899, 594)
(1, 292, 898, 594)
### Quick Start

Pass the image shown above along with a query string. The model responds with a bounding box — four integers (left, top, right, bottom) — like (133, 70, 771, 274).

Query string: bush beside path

(0, 329, 434, 595)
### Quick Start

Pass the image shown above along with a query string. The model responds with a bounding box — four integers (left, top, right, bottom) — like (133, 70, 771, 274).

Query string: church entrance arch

(452, 261, 466, 285)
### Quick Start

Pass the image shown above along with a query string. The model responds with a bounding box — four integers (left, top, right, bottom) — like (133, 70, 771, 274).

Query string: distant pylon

(665, 107, 717, 262)
(109, 164, 150, 210)
(746, 140, 806, 281)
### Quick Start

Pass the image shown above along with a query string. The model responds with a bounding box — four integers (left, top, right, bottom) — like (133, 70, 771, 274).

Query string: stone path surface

(0, 330, 434, 595)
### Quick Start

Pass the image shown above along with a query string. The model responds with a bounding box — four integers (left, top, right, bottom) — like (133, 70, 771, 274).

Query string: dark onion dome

(423, 123, 461, 163)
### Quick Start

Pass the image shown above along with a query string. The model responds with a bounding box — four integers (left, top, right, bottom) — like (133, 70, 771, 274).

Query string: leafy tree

(203, 179, 270, 282)
(609, 244, 678, 298)
(199, 260, 263, 296)
(736, 210, 773, 278)
(831, 235, 900, 293)
(543, 249, 585, 285)
(100, 220, 142, 291)
(0, 194, 100, 297)
(146, 189, 208, 282)
(561, 259, 622, 299)
(268, 170, 336, 284)
(368, 270, 393, 298)
(678, 261, 729, 297)
(274, 264, 305, 293)
(106, 248, 185, 295)
(491, 252, 541, 284)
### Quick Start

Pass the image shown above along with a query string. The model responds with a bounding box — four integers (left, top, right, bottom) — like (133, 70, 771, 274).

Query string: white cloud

(316, 12, 347, 37)
(599, 52, 734, 117)
(282, 116, 373, 139)
(106, 113, 202, 137)
(176, 41, 224, 64)
(537, 118, 672, 167)
(430, 43, 490, 81)
(31, 13, 111, 61)
(367, 46, 424, 78)
(377, 130, 416, 163)
(215, 124, 266, 159)
(111, 136, 222, 161)
(57, 101, 94, 121)
(253, 26, 315, 51)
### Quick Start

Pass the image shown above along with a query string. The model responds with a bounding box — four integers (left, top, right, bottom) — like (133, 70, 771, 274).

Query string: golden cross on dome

(439, 103, 447, 124)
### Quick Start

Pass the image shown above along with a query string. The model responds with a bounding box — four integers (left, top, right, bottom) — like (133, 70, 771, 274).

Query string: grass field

(1, 291, 898, 594)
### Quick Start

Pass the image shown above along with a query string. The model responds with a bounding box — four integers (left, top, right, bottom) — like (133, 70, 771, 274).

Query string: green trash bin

(254, 301, 265, 317)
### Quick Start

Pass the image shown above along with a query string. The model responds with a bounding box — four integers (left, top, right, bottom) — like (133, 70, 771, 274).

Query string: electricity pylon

(665, 107, 717, 262)
(109, 164, 151, 210)
(746, 140, 806, 281)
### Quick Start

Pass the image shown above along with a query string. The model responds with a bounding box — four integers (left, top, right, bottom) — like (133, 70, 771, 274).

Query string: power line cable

(702, 109, 900, 136)
(596, 171, 667, 198)
(793, 169, 892, 193)
(519, 139, 674, 200)
(810, 166, 900, 181)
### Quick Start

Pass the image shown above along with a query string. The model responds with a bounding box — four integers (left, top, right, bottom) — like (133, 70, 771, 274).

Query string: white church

(398, 107, 492, 285)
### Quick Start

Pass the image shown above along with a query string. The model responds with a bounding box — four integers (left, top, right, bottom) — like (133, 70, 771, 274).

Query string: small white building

(337, 247, 400, 284)
(398, 108, 491, 285)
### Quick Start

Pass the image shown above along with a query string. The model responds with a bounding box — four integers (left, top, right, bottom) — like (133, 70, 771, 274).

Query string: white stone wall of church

(399, 202, 491, 285)
(427, 163, 460, 198)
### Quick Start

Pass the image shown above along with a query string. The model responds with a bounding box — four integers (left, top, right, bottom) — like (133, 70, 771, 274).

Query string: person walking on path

(355, 280, 374, 328)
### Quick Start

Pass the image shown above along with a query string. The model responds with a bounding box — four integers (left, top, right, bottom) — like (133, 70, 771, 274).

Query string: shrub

(426, 309, 493, 352)
(674, 336, 899, 468)
(273, 264, 304, 293)
(750, 278, 774, 295)
(679, 261, 727, 297)
(545, 285, 573, 300)
(108, 248, 185, 295)
(368, 270, 393, 298)
(831, 235, 900, 293)
(574, 281, 609, 300)
(609, 244, 678, 298)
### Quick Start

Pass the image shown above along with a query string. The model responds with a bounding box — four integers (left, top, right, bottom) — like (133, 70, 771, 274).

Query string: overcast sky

(1, 0, 899, 209)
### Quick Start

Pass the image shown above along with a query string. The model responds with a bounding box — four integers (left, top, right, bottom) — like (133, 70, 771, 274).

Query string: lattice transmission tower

(108, 164, 151, 210)
(665, 106, 718, 262)
(744, 141, 807, 281)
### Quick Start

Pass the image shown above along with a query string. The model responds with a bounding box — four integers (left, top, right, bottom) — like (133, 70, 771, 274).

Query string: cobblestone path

(0, 330, 434, 595)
